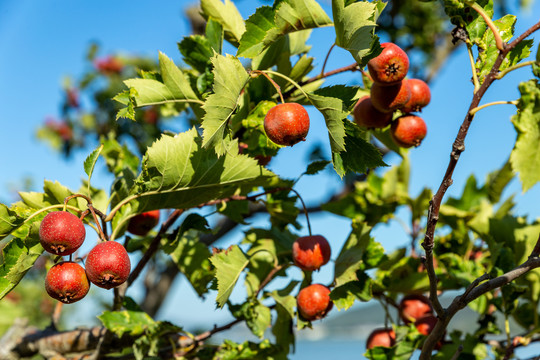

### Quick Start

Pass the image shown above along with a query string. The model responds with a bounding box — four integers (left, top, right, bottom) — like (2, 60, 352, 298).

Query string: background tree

(1, 0, 540, 359)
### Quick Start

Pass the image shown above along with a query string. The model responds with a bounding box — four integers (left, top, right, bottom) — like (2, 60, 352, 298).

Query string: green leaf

(510, 80, 540, 192)
(117, 52, 199, 118)
(117, 129, 275, 215)
(332, 0, 384, 65)
(330, 274, 372, 310)
(309, 85, 361, 153)
(164, 229, 214, 297)
(332, 120, 387, 177)
(0, 204, 25, 240)
(304, 160, 330, 176)
(206, 18, 224, 54)
(270, 290, 296, 353)
(101, 138, 140, 175)
(200, 0, 246, 47)
(201, 54, 250, 155)
(237, 1, 332, 59)
(210, 245, 250, 308)
(83, 144, 103, 194)
(0, 224, 43, 299)
(178, 35, 214, 73)
(334, 222, 372, 287)
(244, 300, 272, 338)
(476, 15, 532, 83)
(98, 310, 155, 337)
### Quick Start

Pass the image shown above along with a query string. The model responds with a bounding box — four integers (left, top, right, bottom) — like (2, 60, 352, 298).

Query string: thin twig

(469, 100, 518, 115)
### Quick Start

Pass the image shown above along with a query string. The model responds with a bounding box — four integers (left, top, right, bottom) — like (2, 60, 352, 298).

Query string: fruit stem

(319, 43, 336, 78)
(251, 70, 285, 104)
(264, 70, 313, 106)
(23, 204, 82, 225)
(469, 100, 518, 116)
(466, 44, 481, 93)
(495, 60, 538, 80)
(87, 204, 108, 242)
(289, 188, 312, 237)
(467, 2, 505, 51)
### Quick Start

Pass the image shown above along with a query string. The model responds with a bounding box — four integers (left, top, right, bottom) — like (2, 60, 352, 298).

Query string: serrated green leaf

(476, 15, 532, 83)
(158, 52, 199, 100)
(237, 1, 332, 59)
(309, 85, 361, 153)
(332, 0, 383, 65)
(178, 35, 214, 73)
(116, 129, 275, 217)
(164, 229, 214, 297)
(334, 222, 372, 287)
(118, 53, 199, 117)
(210, 245, 250, 308)
(83, 144, 103, 194)
(332, 120, 387, 177)
(101, 138, 140, 175)
(0, 204, 25, 240)
(0, 224, 43, 299)
(510, 80, 540, 192)
(201, 54, 250, 155)
(200, 0, 246, 47)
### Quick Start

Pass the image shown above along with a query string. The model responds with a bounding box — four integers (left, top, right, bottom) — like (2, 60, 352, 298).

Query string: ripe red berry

(415, 314, 438, 335)
(390, 115, 427, 148)
(401, 79, 431, 113)
(296, 284, 333, 321)
(127, 210, 160, 236)
(45, 261, 90, 304)
(370, 81, 411, 113)
(399, 294, 433, 324)
(85, 241, 131, 289)
(366, 328, 396, 349)
(367, 42, 410, 85)
(263, 103, 310, 146)
(353, 96, 393, 129)
(94, 56, 123, 74)
(292, 235, 331, 271)
(39, 211, 86, 256)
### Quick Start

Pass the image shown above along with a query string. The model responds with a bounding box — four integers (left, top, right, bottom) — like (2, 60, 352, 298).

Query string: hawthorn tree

(1, 0, 540, 359)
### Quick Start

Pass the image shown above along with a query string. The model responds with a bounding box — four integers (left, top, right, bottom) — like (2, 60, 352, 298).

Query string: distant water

(292, 340, 366, 359)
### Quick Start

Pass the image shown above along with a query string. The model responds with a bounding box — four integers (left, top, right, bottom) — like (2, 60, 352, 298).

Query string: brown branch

(127, 209, 184, 287)
(419, 19, 540, 360)
(255, 264, 287, 298)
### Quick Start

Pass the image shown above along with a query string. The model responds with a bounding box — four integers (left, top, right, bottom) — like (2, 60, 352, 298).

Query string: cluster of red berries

(39, 211, 139, 304)
(366, 294, 439, 350)
(355, 42, 431, 148)
(292, 235, 333, 321)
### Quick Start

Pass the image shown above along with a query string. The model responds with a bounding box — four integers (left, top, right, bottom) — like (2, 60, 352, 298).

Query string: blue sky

(1, 0, 540, 331)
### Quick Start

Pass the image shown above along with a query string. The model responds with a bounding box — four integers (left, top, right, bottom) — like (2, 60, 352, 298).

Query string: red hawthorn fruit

(292, 235, 331, 271)
(296, 284, 333, 321)
(39, 211, 86, 256)
(401, 78, 431, 113)
(399, 294, 433, 324)
(370, 81, 411, 113)
(390, 115, 427, 148)
(45, 261, 90, 304)
(143, 107, 159, 125)
(263, 103, 310, 146)
(85, 241, 131, 289)
(367, 42, 410, 85)
(353, 96, 393, 129)
(94, 56, 124, 74)
(127, 210, 160, 236)
(416, 314, 443, 349)
(366, 328, 396, 349)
